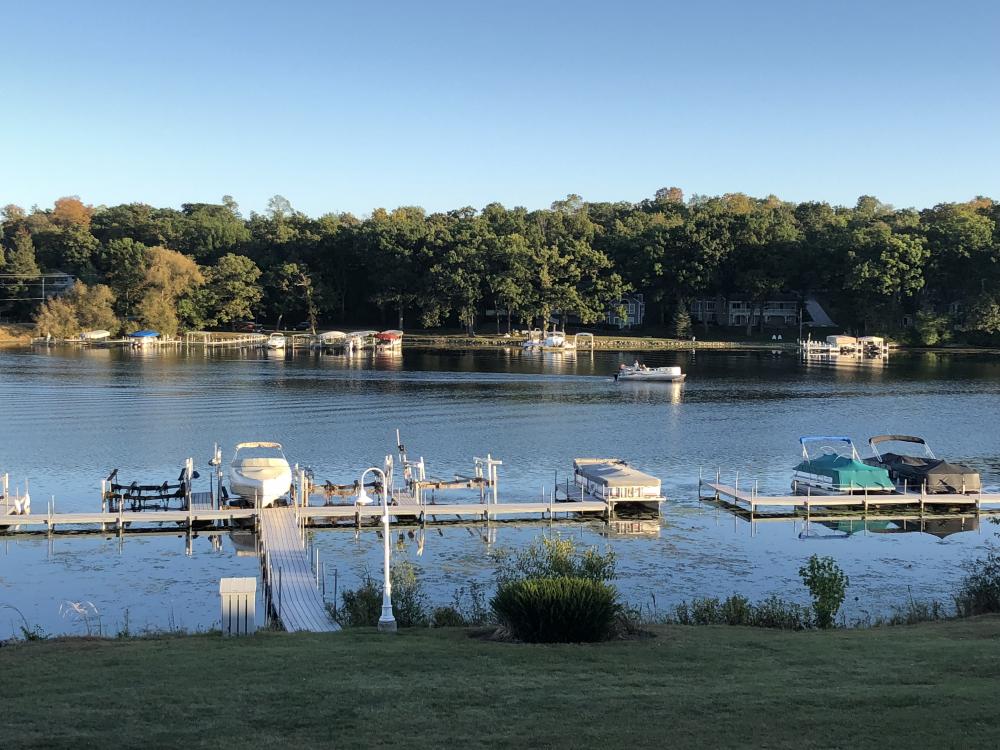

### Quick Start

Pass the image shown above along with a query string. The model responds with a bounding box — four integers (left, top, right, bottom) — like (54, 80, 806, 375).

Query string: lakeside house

(691, 294, 835, 328)
(606, 293, 645, 329)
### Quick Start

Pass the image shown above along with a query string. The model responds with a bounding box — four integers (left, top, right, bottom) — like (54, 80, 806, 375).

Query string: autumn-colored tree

(137, 246, 204, 335)
(33, 281, 117, 337)
(52, 196, 93, 229)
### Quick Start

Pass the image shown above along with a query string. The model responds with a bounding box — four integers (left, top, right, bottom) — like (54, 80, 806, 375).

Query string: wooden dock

(700, 480, 1000, 513)
(258, 508, 338, 633)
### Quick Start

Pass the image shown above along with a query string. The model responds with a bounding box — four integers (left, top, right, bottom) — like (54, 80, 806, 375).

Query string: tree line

(1, 190, 998, 343)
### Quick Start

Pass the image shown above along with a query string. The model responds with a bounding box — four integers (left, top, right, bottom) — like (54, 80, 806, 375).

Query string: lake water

(2, 345, 1000, 635)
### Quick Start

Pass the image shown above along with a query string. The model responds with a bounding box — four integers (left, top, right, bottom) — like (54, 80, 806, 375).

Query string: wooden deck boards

(702, 481, 1000, 510)
(258, 508, 338, 633)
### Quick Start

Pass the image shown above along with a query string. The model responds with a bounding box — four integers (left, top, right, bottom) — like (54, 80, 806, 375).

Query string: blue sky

(2, 0, 998, 216)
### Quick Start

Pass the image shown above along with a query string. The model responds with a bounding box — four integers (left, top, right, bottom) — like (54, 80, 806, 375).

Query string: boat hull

(229, 462, 292, 506)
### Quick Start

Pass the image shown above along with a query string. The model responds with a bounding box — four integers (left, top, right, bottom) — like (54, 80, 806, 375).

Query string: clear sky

(2, 0, 998, 216)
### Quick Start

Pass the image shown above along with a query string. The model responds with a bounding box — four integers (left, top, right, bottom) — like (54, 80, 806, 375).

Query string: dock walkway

(701, 481, 1000, 513)
(258, 508, 338, 633)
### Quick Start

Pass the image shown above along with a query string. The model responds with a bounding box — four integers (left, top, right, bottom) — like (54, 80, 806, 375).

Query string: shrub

(913, 310, 952, 346)
(955, 547, 1000, 617)
(338, 571, 382, 627)
(491, 577, 620, 643)
(690, 597, 722, 625)
(390, 561, 428, 628)
(799, 555, 849, 628)
(451, 581, 492, 626)
(430, 606, 467, 628)
(491, 535, 616, 586)
(338, 563, 428, 628)
(877, 599, 949, 627)
(749, 596, 812, 630)
(720, 594, 753, 626)
(668, 595, 811, 630)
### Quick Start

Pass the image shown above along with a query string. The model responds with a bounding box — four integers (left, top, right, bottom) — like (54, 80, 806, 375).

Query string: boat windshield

(868, 435, 935, 461)
(799, 436, 859, 462)
(232, 442, 286, 463)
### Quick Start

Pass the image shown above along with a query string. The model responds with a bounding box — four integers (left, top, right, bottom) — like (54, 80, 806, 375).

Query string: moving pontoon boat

(865, 435, 981, 494)
(615, 364, 685, 382)
(229, 442, 292, 506)
(791, 436, 895, 495)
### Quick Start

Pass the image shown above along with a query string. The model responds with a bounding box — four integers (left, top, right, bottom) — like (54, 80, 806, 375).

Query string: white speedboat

(615, 364, 685, 382)
(266, 333, 286, 350)
(229, 442, 292, 506)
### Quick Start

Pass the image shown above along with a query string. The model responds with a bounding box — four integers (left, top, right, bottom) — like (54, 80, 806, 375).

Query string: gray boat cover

(874, 453, 981, 494)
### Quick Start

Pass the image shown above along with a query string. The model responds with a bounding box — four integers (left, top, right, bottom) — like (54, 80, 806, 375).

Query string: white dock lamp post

(357, 462, 396, 633)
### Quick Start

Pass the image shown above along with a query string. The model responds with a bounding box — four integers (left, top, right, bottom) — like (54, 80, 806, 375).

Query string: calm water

(2, 345, 1000, 635)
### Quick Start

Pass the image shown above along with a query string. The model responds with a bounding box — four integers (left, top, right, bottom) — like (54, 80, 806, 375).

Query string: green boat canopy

(794, 453, 895, 492)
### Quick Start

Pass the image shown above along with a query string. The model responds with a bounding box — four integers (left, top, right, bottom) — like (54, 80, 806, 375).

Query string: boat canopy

(574, 459, 660, 488)
(234, 441, 284, 450)
(129, 329, 159, 338)
(866, 435, 980, 493)
(794, 453, 895, 492)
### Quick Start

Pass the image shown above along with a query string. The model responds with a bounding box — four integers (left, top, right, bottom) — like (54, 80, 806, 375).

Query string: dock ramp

(259, 507, 339, 632)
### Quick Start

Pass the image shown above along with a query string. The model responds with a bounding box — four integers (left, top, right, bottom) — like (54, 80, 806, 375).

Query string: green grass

(3, 618, 1000, 749)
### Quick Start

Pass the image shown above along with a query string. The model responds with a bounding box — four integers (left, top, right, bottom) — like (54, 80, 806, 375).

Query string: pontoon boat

(865, 435, 981, 494)
(791, 436, 895, 495)
(615, 364, 685, 382)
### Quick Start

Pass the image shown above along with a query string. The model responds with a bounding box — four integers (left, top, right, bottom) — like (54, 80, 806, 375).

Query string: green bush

(390, 561, 428, 627)
(451, 581, 492, 626)
(799, 555, 849, 628)
(338, 563, 428, 628)
(491, 577, 620, 643)
(749, 596, 812, 630)
(913, 310, 952, 346)
(955, 548, 1000, 617)
(669, 595, 810, 630)
(430, 606, 467, 628)
(338, 572, 382, 627)
(491, 535, 617, 586)
(720, 594, 753, 626)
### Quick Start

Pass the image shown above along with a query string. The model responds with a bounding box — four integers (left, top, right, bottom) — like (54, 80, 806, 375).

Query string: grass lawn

(3, 618, 999, 749)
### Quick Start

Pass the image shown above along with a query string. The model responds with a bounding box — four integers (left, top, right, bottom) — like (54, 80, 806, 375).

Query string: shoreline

(4, 328, 1000, 355)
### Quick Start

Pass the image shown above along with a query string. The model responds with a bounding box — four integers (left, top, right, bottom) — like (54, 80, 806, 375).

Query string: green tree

(203, 253, 262, 325)
(2, 228, 41, 317)
(97, 238, 150, 316)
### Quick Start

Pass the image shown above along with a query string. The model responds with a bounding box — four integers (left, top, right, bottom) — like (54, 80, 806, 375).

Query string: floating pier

(699, 472, 1000, 515)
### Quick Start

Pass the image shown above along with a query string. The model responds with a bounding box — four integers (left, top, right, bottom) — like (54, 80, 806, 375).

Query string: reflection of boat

(615, 364, 685, 382)
(815, 516, 979, 539)
(792, 436, 895, 495)
(866, 435, 981, 494)
(229, 442, 292, 506)
(266, 333, 286, 350)
(229, 529, 260, 557)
